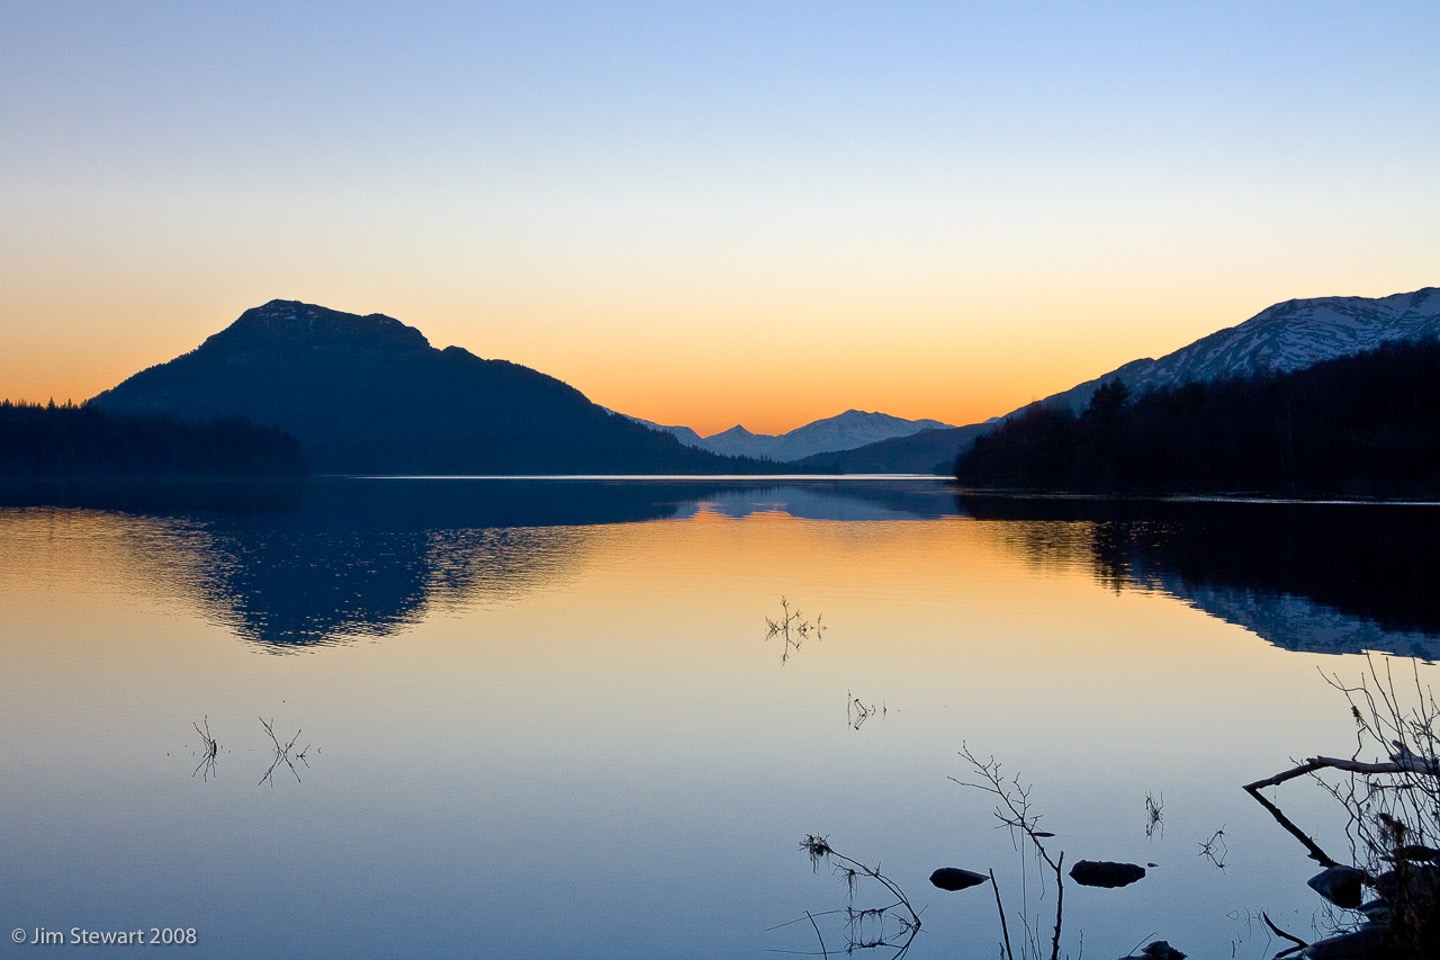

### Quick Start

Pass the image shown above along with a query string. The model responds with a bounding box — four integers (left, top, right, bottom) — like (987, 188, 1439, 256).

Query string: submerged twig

(259, 716, 310, 786)
(765, 597, 825, 664)
(191, 716, 219, 782)
(791, 835, 921, 959)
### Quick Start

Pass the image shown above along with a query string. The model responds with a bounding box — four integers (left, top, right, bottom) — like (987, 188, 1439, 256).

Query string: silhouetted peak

(206, 300, 431, 353)
(710, 425, 756, 439)
(440, 344, 486, 362)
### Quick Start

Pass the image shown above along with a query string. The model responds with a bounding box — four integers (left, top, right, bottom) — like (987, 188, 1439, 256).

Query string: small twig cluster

(953, 744, 1066, 960)
(191, 716, 219, 782)
(847, 691, 885, 731)
(790, 835, 922, 958)
(1144, 791, 1164, 840)
(259, 716, 311, 787)
(765, 597, 825, 664)
(1197, 827, 1227, 871)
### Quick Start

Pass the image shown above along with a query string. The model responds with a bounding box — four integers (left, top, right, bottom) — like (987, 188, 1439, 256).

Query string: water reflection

(957, 494, 1440, 659)
(675, 480, 963, 520)
(7, 479, 1440, 959)
(32, 478, 963, 650)
(191, 717, 219, 782)
(258, 717, 312, 786)
(10, 477, 1440, 658)
(184, 522, 592, 648)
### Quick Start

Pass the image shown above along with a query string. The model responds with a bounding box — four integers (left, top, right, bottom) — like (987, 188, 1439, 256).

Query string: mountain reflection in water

(23, 476, 1439, 658)
(956, 493, 1440, 660)
(104, 478, 963, 649)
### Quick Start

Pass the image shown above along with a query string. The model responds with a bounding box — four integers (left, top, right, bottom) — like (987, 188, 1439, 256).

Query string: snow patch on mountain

(1047, 287, 1440, 412)
(622, 409, 955, 462)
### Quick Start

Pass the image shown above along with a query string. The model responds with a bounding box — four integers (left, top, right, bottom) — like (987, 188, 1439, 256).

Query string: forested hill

(0, 401, 307, 478)
(90, 300, 773, 475)
(953, 337, 1440, 498)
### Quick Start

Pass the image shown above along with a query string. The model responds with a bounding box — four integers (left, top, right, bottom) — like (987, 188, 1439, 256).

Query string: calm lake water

(2, 477, 1437, 959)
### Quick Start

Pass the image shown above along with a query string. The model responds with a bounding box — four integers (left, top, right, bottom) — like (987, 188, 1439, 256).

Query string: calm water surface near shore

(2, 478, 1435, 958)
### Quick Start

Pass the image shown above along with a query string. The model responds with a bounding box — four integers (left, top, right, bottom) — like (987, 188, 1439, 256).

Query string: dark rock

(929, 867, 988, 891)
(1308, 866, 1368, 908)
(1373, 863, 1440, 904)
(1069, 860, 1146, 888)
(1302, 925, 1389, 959)
(1120, 942, 1185, 960)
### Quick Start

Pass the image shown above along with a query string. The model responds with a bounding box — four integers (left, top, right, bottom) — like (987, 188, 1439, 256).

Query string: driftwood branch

(1241, 781, 1338, 868)
(1245, 754, 1440, 792)
(1243, 750, 1440, 868)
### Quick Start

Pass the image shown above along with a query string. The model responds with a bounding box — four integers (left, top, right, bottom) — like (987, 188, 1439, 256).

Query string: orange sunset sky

(3, 2, 1437, 437)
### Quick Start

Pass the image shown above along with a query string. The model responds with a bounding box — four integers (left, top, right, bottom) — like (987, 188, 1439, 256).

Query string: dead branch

(1246, 755, 1440, 792)
(1242, 778, 1340, 868)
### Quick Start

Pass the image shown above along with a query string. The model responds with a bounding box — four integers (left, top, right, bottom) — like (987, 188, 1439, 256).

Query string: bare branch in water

(259, 716, 311, 787)
(191, 716, 219, 782)
(790, 835, 920, 959)
(953, 744, 1067, 960)
(765, 597, 825, 664)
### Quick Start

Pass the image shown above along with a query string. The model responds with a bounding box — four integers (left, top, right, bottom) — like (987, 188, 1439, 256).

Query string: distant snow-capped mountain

(1048, 286, 1440, 412)
(791, 286, 1440, 473)
(623, 409, 954, 462)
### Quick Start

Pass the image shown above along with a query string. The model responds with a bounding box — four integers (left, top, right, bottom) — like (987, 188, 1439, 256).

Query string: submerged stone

(1069, 860, 1146, 888)
(1373, 863, 1440, 904)
(1307, 865, 1368, 908)
(1118, 941, 1186, 960)
(929, 867, 988, 891)
(1302, 925, 1389, 959)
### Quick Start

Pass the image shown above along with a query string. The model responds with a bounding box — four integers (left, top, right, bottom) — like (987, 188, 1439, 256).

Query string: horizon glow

(2, 1, 1437, 436)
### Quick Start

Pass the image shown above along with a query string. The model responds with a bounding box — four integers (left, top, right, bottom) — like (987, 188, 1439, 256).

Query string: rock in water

(1117, 941, 1186, 960)
(929, 867, 988, 891)
(1302, 925, 1390, 959)
(1307, 865, 1367, 908)
(1069, 860, 1146, 888)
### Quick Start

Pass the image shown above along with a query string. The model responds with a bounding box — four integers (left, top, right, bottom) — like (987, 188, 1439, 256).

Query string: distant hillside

(824, 286, 1440, 474)
(626, 409, 953, 461)
(1041, 286, 1440, 414)
(954, 337, 1440, 497)
(791, 423, 993, 474)
(90, 300, 778, 475)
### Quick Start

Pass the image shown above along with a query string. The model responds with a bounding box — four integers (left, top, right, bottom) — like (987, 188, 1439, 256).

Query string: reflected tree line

(958, 494, 1440, 660)
(5, 473, 1438, 656)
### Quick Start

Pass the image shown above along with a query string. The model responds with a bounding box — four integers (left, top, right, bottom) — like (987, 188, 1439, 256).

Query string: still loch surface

(2, 478, 1436, 959)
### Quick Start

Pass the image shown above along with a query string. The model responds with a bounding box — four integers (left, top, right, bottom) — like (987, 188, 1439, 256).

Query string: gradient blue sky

(3, 1, 1436, 434)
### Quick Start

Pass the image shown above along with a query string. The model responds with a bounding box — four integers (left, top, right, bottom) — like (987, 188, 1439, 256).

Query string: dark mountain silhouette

(627, 409, 955, 461)
(89, 300, 780, 475)
(954, 337, 1440, 497)
(790, 423, 992, 474)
